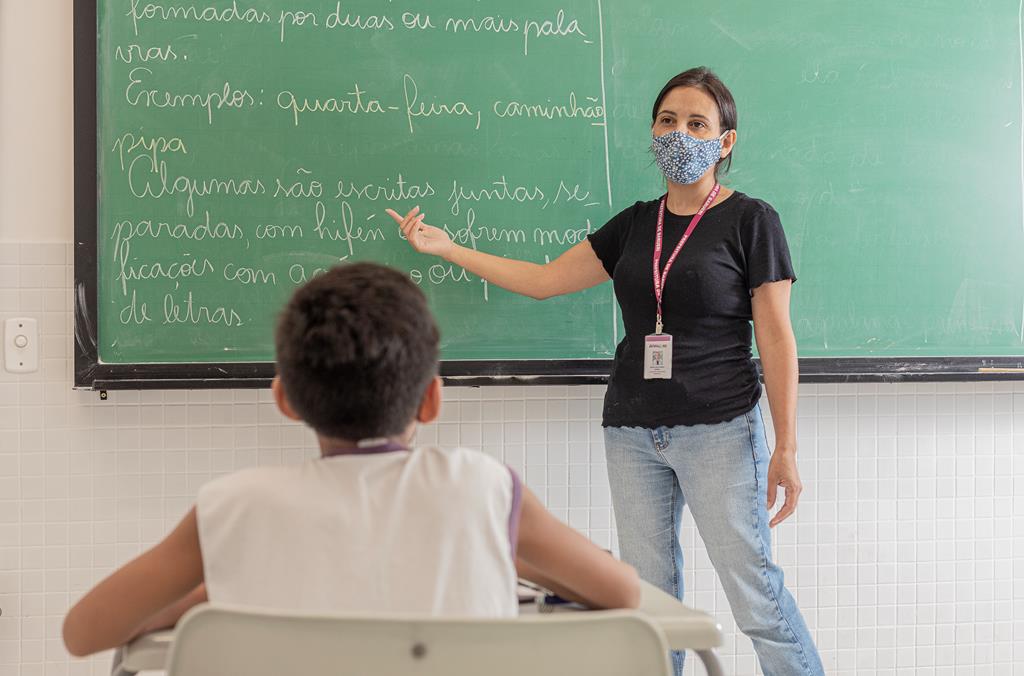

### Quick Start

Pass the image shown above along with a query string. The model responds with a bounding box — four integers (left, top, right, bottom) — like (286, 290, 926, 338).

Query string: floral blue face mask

(650, 130, 727, 185)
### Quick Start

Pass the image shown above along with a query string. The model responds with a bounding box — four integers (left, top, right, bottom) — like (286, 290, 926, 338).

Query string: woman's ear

(720, 129, 737, 159)
(416, 376, 443, 424)
(271, 376, 303, 422)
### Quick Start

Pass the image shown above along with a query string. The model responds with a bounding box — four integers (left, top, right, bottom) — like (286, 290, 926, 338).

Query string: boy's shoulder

(194, 447, 517, 550)
(411, 445, 511, 480)
(197, 462, 307, 506)
(414, 444, 502, 464)
(198, 447, 510, 500)
(407, 446, 518, 515)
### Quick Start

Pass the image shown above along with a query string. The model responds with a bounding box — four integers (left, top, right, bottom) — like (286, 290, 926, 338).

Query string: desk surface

(117, 580, 721, 673)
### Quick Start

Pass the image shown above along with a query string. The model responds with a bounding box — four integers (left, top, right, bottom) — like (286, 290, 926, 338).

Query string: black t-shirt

(587, 191, 796, 428)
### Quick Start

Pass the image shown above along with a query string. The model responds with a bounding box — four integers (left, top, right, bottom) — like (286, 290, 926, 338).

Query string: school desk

(110, 579, 723, 675)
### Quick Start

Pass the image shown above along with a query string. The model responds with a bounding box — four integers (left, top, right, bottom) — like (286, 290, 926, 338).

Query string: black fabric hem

(600, 399, 761, 430)
(749, 275, 798, 292)
(585, 232, 616, 278)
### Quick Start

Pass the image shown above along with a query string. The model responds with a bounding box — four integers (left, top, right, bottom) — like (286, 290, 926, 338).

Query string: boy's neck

(318, 424, 416, 457)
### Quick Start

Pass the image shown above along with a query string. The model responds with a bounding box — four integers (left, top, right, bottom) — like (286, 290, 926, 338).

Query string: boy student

(64, 262, 641, 657)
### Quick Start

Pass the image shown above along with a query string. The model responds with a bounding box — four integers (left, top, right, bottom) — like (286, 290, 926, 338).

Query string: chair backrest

(165, 604, 673, 676)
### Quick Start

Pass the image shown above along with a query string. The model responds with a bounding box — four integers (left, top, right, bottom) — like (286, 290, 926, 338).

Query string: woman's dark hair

(275, 262, 440, 440)
(651, 66, 737, 176)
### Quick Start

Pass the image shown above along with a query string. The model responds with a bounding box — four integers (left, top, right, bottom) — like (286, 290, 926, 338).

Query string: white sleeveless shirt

(196, 446, 521, 617)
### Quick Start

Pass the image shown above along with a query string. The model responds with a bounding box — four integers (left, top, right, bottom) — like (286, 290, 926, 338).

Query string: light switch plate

(4, 318, 38, 373)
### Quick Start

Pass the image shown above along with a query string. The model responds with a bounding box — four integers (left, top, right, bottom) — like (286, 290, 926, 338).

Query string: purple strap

(507, 466, 523, 559)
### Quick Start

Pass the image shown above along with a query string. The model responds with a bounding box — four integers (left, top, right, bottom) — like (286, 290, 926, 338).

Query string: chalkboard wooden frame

(73, 1, 1024, 390)
(73, 357, 1024, 390)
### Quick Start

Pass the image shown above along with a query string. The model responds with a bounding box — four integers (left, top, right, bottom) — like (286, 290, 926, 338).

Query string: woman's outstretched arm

(386, 206, 609, 300)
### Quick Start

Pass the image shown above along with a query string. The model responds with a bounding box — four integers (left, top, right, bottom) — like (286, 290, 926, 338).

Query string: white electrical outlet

(4, 318, 38, 373)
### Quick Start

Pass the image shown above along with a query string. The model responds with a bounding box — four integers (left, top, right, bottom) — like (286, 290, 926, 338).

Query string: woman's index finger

(386, 206, 419, 224)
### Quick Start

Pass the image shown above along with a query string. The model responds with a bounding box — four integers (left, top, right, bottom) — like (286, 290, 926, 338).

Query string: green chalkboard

(603, 1, 1024, 359)
(80, 0, 1024, 380)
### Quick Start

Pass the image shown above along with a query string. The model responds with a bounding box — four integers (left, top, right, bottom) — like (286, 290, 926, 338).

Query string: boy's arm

(131, 583, 208, 638)
(515, 486, 641, 609)
(63, 508, 205, 657)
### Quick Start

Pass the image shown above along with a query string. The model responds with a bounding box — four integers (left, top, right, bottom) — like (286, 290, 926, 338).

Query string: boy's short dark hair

(275, 262, 440, 440)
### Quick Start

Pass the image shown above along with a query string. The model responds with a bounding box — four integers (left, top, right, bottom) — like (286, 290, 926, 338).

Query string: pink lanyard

(652, 183, 720, 333)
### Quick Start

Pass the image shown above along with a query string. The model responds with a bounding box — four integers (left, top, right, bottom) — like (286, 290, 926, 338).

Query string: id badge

(643, 334, 672, 379)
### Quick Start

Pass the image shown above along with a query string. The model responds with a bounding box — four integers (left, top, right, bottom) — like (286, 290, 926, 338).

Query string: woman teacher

(387, 67, 824, 676)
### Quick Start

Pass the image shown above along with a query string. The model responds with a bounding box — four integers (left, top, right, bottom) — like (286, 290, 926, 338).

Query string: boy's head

(273, 262, 441, 442)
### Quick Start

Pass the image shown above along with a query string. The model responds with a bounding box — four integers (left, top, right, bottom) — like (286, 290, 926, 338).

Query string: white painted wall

(0, 0, 73, 243)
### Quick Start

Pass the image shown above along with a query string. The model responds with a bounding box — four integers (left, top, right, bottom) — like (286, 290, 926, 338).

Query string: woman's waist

(617, 333, 753, 362)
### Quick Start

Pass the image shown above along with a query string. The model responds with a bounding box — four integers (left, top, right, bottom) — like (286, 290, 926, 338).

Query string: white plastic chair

(163, 603, 674, 676)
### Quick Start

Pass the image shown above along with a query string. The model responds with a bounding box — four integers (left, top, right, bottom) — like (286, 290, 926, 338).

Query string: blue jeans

(604, 405, 824, 676)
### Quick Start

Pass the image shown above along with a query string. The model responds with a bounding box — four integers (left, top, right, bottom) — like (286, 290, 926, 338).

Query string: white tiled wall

(1, 246, 1024, 676)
